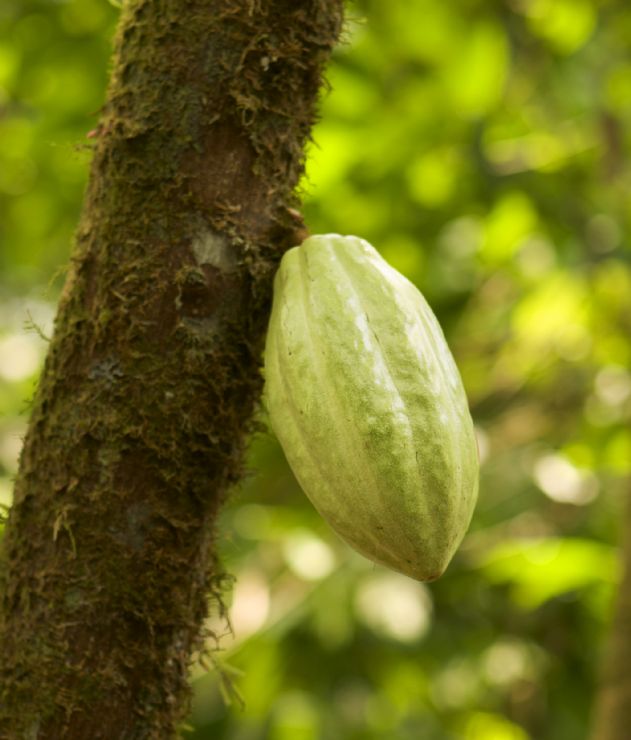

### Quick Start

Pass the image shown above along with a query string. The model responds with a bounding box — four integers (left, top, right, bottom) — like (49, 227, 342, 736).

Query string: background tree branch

(591, 490, 631, 740)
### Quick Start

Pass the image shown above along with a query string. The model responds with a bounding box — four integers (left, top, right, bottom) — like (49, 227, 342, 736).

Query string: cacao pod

(263, 234, 478, 581)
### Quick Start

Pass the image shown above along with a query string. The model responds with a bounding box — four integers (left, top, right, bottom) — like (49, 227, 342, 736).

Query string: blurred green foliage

(1, 0, 631, 738)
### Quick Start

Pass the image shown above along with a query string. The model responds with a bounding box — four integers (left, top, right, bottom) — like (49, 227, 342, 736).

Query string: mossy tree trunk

(0, 1, 343, 736)
(591, 493, 631, 740)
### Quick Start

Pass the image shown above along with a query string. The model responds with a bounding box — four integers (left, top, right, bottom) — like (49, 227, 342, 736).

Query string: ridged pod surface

(263, 234, 479, 581)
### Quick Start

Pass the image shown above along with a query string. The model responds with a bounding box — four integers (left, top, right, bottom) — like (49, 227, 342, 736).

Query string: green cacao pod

(263, 234, 478, 581)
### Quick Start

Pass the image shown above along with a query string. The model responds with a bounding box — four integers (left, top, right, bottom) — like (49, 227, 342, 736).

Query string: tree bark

(591, 491, 631, 740)
(0, 1, 343, 737)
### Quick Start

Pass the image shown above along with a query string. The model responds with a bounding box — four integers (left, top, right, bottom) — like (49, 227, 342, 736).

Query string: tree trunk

(0, 1, 343, 736)
(591, 491, 631, 740)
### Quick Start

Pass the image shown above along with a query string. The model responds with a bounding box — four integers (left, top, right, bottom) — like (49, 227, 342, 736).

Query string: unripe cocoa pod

(264, 234, 478, 581)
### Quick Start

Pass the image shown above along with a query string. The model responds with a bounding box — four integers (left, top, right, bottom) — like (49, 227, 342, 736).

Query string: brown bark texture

(0, 0, 343, 737)
(591, 491, 631, 740)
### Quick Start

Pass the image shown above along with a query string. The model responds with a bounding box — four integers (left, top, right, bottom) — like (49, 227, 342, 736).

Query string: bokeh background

(2, 1, 631, 738)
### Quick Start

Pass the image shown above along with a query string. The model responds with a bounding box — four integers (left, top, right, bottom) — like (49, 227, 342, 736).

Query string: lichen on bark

(0, 0, 343, 737)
